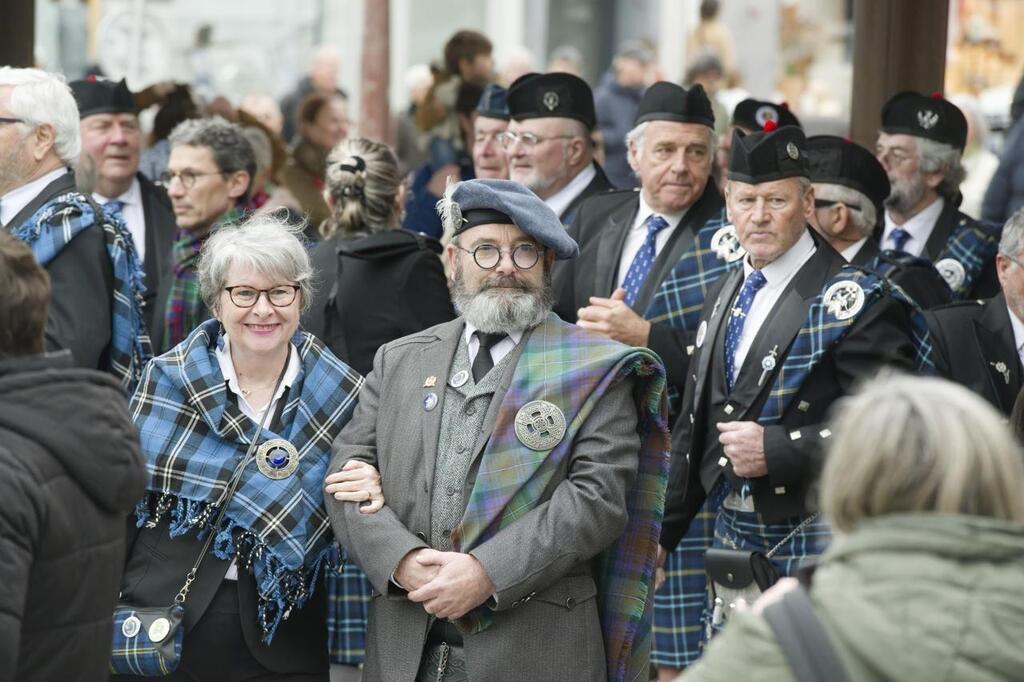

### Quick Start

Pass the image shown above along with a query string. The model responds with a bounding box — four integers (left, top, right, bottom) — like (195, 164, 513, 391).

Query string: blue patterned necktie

(104, 199, 125, 218)
(622, 214, 671, 307)
(889, 227, 910, 252)
(723, 270, 768, 392)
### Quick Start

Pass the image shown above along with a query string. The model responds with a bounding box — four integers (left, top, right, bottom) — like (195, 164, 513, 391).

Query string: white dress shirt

(544, 163, 597, 219)
(840, 237, 869, 263)
(215, 336, 301, 580)
(1007, 303, 1024, 372)
(463, 322, 524, 368)
(881, 197, 945, 256)
(95, 177, 146, 260)
(0, 167, 69, 226)
(616, 193, 689, 288)
(731, 229, 817, 382)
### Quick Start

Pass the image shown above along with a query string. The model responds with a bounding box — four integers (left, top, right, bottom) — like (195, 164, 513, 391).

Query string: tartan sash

(10, 191, 151, 391)
(758, 266, 932, 425)
(452, 314, 670, 682)
(934, 216, 1000, 297)
(131, 319, 363, 641)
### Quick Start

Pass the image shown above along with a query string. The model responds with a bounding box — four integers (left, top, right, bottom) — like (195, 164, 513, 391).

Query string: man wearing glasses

(504, 72, 614, 225)
(150, 117, 254, 352)
(926, 207, 1024, 416)
(0, 67, 148, 389)
(327, 178, 669, 681)
(70, 77, 177, 335)
(875, 91, 1000, 299)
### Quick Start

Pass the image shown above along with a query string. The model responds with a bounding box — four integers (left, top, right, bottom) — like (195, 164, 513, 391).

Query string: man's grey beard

(884, 171, 926, 216)
(451, 265, 554, 333)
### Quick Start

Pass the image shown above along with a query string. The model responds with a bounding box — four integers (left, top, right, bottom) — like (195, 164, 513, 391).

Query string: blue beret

(476, 84, 509, 120)
(448, 179, 579, 260)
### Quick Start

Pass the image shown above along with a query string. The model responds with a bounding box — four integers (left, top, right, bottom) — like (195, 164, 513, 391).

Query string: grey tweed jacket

(327, 315, 641, 681)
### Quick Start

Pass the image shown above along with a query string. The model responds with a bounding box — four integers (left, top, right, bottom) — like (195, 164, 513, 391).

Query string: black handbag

(110, 364, 287, 676)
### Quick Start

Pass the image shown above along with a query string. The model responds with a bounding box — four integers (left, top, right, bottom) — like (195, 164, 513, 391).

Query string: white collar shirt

(544, 163, 597, 219)
(95, 176, 146, 260)
(616, 192, 689, 288)
(840, 237, 869, 263)
(881, 196, 945, 256)
(1006, 303, 1024, 372)
(463, 321, 524, 368)
(0, 167, 70, 226)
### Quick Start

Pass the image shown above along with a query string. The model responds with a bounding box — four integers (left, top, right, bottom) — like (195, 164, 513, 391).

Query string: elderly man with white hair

(0, 67, 149, 389)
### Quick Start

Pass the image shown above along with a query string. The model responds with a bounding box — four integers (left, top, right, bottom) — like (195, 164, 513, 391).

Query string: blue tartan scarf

(758, 266, 934, 425)
(10, 190, 151, 391)
(935, 216, 1000, 297)
(452, 315, 670, 682)
(130, 319, 363, 642)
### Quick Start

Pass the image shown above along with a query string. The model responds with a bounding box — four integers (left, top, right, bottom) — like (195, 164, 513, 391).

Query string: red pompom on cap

(780, 101, 791, 110)
(763, 119, 778, 132)
(930, 91, 943, 99)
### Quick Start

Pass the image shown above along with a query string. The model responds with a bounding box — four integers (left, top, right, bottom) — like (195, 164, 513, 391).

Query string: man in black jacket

(71, 77, 177, 335)
(0, 231, 147, 682)
(926, 207, 1024, 415)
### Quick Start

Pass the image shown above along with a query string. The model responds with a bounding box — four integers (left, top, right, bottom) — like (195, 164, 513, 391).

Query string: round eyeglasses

(455, 243, 543, 270)
(496, 131, 577, 150)
(159, 169, 224, 190)
(224, 285, 300, 308)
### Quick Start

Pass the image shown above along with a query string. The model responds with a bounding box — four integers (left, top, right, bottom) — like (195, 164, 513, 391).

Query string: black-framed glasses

(159, 169, 224, 190)
(455, 243, 543, 270)
(496, 131, 577, 150)
(224, 285, 300, 308)
(0, 117, 25, 125)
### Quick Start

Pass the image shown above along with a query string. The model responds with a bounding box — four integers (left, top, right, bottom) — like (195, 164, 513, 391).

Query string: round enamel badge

(823, 280, 865, 321)
(710, 224, 746, 262)
(514, 400, 567, 451)
(148, 617, 171, 643)
(935, 258, 966, 292)
(122, 615, 141, 638)
(695, 320, 708, 349)
(256, 438, 300, 480)
(754, 105, 778, 127)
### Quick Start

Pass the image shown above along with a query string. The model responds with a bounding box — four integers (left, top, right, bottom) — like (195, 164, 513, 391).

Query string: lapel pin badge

(423, 375, 437, 388)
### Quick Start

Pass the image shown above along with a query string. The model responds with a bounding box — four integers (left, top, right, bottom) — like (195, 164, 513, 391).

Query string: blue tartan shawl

(130, 319, 363, 641)
(452, 315, 670, 682)
(758, 265, 934, 425)
(935, 215, 1000, 297)
(10, 191, 151, 391)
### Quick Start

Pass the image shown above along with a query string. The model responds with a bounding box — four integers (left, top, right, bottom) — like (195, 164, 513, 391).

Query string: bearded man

(326, 178, 669, 681)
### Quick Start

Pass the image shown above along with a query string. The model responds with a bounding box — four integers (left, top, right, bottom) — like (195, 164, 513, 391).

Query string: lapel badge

(935, 258, 966, 292)
(449, 369, 469, 388)
(695, 320, 708, 349)
(514, 400, 567, 451)
(990, 361, 1010, 385)
(423, 375, 437, 388)
(710, 224, 746, 262)
(256, 438, 300, 480)
(423, 392, 438, 411)
(758, 344, 780, 387)
(823, 280, 865, 321)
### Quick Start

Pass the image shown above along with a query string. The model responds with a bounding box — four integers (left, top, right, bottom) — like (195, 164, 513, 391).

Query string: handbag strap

(765, 512, 820, 559)
(762, 585, 849, 682)
(173, 359, 289, 605)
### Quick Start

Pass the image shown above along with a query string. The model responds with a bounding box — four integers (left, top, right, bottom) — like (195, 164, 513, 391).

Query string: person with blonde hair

(683, 374, 1024, 681)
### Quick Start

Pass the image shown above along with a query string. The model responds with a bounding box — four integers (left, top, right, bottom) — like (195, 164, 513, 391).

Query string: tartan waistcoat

(430, 339, 513, 550)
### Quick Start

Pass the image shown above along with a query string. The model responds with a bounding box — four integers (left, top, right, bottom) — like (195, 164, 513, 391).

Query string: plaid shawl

(130, 318, 363, 642)
(758, 266, 933, 425)
(935, 215, 1000, 298)
(10, 191, 151, 391)
(452, 314, 670, 682)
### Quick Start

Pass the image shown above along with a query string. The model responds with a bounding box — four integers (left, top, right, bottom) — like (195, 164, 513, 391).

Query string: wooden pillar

(359, 0, 391, 144)
(0, 0, 35, 67)
(849, 0, 950, 146)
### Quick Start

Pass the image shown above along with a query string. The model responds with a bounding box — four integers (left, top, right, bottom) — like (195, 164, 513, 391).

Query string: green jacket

(686, 513, 1024, 681)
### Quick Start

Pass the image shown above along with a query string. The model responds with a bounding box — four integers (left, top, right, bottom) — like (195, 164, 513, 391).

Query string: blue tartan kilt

(651, 481, 728, 668)
(326, 546, 372, 665)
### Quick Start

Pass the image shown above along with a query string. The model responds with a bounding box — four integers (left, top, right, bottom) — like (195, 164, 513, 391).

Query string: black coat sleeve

(647, 323, 694, 398)
(0, 454, 38, 677)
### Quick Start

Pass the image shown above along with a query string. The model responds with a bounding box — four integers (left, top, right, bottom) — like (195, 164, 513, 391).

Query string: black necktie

(472, 331, 507, 383)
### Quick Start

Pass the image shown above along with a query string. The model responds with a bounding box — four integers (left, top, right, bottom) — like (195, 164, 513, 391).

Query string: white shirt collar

(1007, 303, 1024, 355)
(743, 228, 816, 286)
(94, 175, 141, 207)
(544, 163, 597, 218)
(883, 196, 945, 250)
(0, 167, 71, 226)
(215, 335, 302, 418)
(632, 191, 688, 231)
(462, 321, 524, 347)
(840, 237, 869, 262)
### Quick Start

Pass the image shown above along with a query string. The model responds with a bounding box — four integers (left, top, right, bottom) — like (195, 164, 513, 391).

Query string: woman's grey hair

(998, 207, 1024, 257)
(197, 214, 313, 315)
(916, 137, 966, 202)
(822, 374, 1024, 532)
(169, 117, 257, 196)
(813, 182, 877, 238)
(0, 67, 81, 165)
(626, 121, 717, 169)
(241, 126, 273, 176)
(322, 137, 402, 240)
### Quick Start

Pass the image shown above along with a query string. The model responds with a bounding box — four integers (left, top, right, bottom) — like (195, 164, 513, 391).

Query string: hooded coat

(0, 353, 146, 682)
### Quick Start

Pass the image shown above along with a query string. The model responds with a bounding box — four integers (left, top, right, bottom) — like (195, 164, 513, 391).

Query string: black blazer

(2, 171, 114, 371)
(121, 520, 328, 674)
(850, 239, 954, 310)
(925, 293, 1022, 415)
(303, 229, 455, 376)
(661, 231, 917, 549)
(559, 161, 616, 226)
(137, 173, 178, 336)
(554, 181, 726, 403)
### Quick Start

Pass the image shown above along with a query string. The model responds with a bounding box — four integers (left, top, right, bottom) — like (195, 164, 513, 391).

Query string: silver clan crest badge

(934, 258, 966, 292)
(542, 91, 560, 111)
(823, 280, 865, 321)
(514, 400, 567, 451)
(917, 109, 939, 130)
(710, 224, 746, 262)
